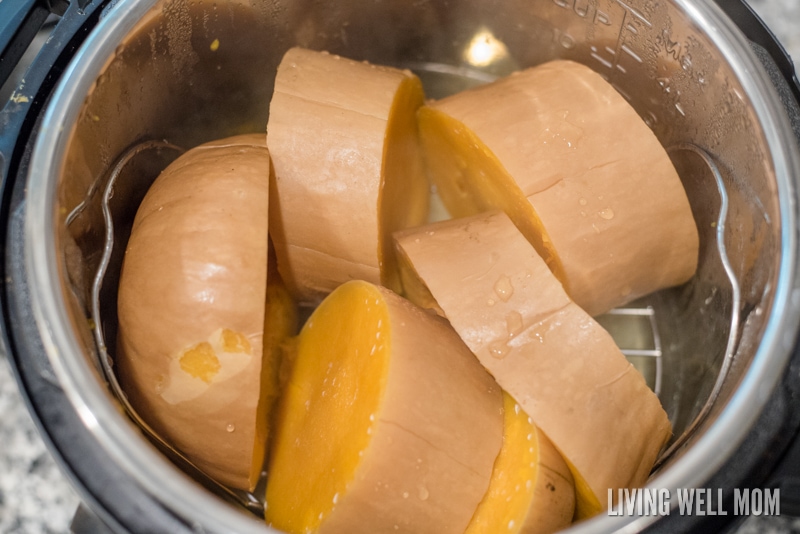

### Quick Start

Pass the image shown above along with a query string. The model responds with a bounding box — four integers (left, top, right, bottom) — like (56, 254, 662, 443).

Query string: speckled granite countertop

(2, 1, 800, 533)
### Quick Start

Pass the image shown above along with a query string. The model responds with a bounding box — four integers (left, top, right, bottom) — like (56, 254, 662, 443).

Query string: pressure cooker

(1, 0, 800, 532)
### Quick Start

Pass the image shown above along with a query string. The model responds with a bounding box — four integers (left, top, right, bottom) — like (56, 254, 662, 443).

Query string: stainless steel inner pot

(22, 0, 800, 532)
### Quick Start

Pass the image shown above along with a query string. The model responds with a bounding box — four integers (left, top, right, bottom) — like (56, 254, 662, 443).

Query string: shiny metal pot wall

(22, 0, 800, 532)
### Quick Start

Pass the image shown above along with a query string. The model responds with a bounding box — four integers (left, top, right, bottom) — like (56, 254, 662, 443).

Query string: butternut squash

(117, 134, 294, 491)
(395, 210, 672, 518)
(265, 280, 503, 534)
(465, 393, 575, 534)
(418, 60, 698, 316)
(267, 47, 429, 304)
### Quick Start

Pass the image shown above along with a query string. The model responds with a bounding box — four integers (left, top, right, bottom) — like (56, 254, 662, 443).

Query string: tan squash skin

(395, 211, 672, 517)
(267, 47, 429, 305)
(419, 59, 699, 316)
(265, 281, 504, 534)
(117, 134, 274, 491)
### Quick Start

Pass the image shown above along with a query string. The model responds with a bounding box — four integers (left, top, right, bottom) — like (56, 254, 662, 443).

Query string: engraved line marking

(613, 0, 653, 27)
(591, 53, 613, 69)
(621, 44, 643, 63)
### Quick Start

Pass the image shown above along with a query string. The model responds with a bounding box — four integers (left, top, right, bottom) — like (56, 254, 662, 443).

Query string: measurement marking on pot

(621, 44, 642, 63)
(612, 0, 652, 27)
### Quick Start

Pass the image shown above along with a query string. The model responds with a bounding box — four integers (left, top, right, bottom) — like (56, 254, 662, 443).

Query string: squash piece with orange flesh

(265, 280, 503, 534)
(418, 59, 698, 316)
(117, 134, 292, 491)
(466, 392, 575, 534)
(394, 210, 672, 518)
(267, 47, 429, 304)
(260, 250, 300, 452)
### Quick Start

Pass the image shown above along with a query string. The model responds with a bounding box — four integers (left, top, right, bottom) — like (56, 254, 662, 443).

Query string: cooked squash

(466, 392, 575, 534)
(395, 210, 672, 518)
(117, 134, 292, 491)
(268, 47, 429, 304)
(265, 280, 503, 534)
(418, 60, 698, 316)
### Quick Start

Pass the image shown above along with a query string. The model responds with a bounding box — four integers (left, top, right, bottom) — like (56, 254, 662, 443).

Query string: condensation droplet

(506, 311, 524, 338)
(403, 492, 409, 499)
(418, 486, 429, 501)
(489, 340, 511, 359)
(598, 208, 615, 220)
(579, 198, 587, 206)
(332, 492, 339, 504)
(494, 275, 514, 302)
(226, 423, 235, 433)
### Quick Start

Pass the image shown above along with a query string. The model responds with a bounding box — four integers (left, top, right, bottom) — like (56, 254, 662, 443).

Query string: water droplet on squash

(494, 275, 514, 302)
(598, 208, 615, 220)
(506, 311, 524, 338)
(489, 340, 510, 359)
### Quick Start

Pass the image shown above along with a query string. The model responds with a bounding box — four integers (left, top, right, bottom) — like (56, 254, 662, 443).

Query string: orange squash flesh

(418, 60, 698, 316)
(394, 210, 672, 518)
(117, 134, 294, 491)
(267, 47, 428, 305)
(257, 261, 299, 482)
(466, 393, 575, 534)
(265, 281, 503, 534)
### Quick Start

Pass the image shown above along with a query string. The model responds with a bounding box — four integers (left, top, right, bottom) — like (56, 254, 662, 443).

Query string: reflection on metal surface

(463, 28, 510, 67)
(654, 142, 742, 469)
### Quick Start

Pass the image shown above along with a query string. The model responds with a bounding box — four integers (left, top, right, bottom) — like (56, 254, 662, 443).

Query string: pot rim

(22, 0, 800, 532)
